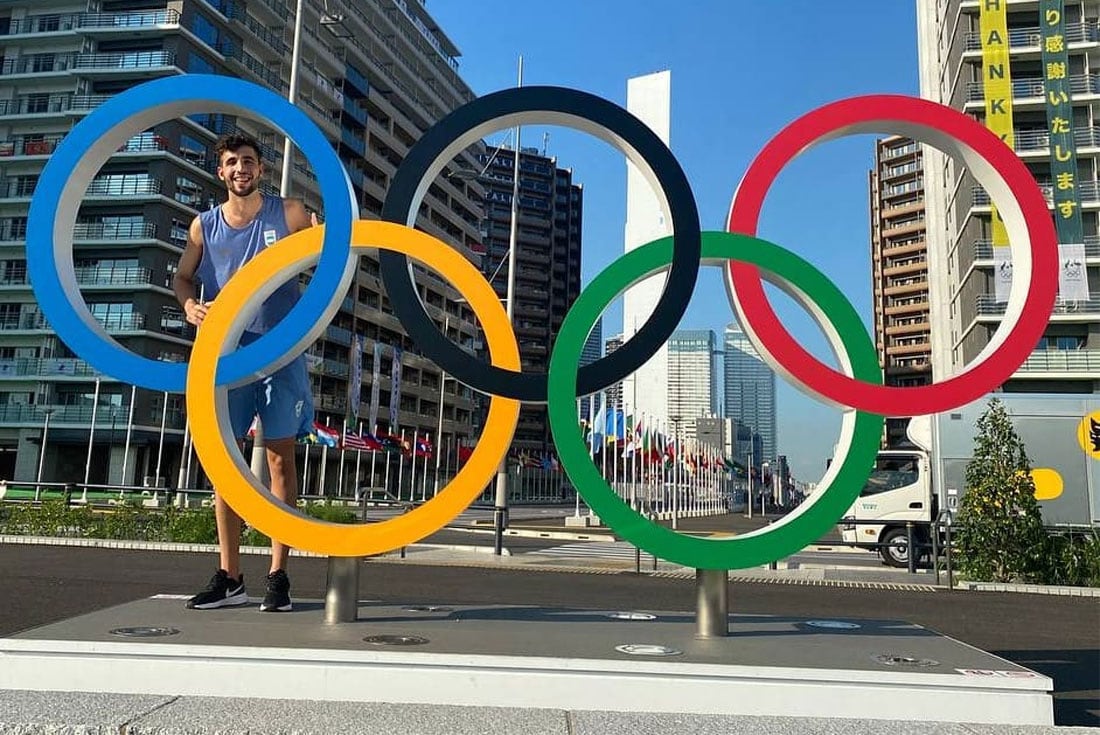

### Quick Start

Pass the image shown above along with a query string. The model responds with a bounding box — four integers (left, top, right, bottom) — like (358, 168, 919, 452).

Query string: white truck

(839, 394, 1100, 567)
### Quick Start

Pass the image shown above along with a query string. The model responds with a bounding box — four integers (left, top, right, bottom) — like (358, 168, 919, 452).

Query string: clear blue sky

(428, 1, 920, 481)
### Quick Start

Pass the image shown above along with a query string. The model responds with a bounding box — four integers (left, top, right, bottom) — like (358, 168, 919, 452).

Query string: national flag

(311, 421, 339, 448)
(342, 430, 382, 452)
(414, 438, 433, 458)
(457, 443, 474, 464)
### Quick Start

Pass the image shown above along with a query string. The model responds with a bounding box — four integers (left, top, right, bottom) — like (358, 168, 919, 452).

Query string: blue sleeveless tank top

(196, 194, 299, 334)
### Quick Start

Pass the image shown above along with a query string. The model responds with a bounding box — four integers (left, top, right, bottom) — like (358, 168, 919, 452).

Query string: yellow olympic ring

(186, 221, 520, 557)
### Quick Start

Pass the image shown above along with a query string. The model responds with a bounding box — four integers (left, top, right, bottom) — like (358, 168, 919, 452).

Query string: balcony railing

(68, 95, 112, 112)
(0, 135, 63, 156)
(73, 221, 157, 240)
(74, 267, 154, 287)
(0, 357, 98, 378)
(0, 54, 77, 75)
(1013, 126, 1100, 152)
(1017, 349, 1100, 373)
(973, 238, 1100, 259)
(84, 177, 161, 197)
(0, 15, 79, 35)
(964, 22, 1098, 51)
(972, 180, 1100, 206)
(0, 95, 70, 116)
(77, 10, 181, 30)
(73, 51, 176, 71)
(976, 292, 1100, 315)
(967, 74, 1100, 102)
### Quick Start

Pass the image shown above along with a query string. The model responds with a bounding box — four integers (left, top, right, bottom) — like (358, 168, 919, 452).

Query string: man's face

(217, 145, 263, 198)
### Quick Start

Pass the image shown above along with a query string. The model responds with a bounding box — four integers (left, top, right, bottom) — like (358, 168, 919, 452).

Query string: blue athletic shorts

(227, 332, 314, 441)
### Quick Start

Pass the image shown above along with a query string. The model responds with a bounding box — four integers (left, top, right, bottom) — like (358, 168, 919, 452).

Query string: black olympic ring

(380, 86, 701, 403)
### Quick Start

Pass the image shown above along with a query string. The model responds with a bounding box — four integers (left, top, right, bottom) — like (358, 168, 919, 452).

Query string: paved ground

(0, 543, 1096, 726)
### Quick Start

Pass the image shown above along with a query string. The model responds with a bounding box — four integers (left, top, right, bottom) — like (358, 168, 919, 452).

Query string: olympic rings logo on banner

(26, 74, 1059, 568)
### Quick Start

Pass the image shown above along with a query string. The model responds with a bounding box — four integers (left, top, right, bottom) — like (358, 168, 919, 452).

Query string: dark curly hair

(214, 133, 262, 165)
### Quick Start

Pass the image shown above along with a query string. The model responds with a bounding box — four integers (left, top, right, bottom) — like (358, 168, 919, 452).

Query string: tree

(954, 398, 1048, 583)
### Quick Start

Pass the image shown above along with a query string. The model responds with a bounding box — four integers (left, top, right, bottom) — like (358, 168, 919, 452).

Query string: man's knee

(265, 440, 296, 477)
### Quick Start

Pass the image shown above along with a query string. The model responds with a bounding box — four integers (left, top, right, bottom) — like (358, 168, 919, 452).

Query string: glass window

(188, 53, 214, 75)
(860, 455, 920, 497)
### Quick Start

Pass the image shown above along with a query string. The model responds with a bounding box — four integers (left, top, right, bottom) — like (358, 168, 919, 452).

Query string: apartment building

(916, 0, 1100, 396)
(473, 145, 582, 455)
(0, 0, 486, 490)
(869, 135, 932, 445)
(667, 329, 717, 442)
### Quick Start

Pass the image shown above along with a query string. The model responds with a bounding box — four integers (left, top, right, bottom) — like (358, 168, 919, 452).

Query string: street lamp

(35, 407, 54, 500)
(761, 460, 770, 517)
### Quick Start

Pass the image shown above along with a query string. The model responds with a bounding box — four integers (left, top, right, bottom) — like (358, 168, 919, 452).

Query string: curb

(3, 535, 1097, 597)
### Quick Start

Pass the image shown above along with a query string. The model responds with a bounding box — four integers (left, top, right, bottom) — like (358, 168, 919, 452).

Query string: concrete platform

(0, 596, 1053, 726)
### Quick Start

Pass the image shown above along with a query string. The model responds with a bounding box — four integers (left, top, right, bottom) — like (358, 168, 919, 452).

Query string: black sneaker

(186, 569, 247, 610)
(259, 569, 292, 612)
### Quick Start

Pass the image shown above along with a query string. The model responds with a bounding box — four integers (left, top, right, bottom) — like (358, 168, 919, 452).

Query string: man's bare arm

(173, 217, 208, 327)
(283, 198, 317, 233)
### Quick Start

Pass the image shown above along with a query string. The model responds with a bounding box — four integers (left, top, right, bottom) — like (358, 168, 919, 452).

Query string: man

(173, 132, 315, 612)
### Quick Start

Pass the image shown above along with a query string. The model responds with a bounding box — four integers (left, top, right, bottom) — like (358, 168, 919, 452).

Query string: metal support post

(694, 568, 728, 638)
(324, 556, 360, 624)
(906, 521, 917, 575)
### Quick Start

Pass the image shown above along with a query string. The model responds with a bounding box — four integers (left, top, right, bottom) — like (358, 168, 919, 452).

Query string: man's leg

(265, 437, 298, 574)
(215, 492, 243, 578)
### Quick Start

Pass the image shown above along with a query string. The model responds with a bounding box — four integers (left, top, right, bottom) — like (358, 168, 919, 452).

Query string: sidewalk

(1, 691, 1094, 734)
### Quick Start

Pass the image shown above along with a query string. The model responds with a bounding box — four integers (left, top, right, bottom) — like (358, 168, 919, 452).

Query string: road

(0, 543, 1096, 726)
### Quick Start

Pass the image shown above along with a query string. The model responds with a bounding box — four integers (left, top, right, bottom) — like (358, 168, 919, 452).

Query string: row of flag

(301, 421, 434, 458)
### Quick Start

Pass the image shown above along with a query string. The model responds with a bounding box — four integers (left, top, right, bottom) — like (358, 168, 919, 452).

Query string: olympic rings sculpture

(26, 74, 1059, 568)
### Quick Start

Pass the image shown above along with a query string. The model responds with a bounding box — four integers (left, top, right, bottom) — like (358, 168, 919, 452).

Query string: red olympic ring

(727, 95, 1059, 416)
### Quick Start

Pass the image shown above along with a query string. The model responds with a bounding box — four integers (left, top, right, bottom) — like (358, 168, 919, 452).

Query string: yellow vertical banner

(979, 0, 1015, 301)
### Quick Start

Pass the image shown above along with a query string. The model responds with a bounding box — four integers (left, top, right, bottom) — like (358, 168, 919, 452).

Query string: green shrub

(166, 506, 218, 544)
(954, 399, 1049, 583)
(1045, 530, 1100, 587)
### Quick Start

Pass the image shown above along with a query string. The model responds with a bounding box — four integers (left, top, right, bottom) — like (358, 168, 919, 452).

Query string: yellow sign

(1029, 468, 1064, 501)
(1078, 411, 1100, 460)
(979, 0, 1015, 247)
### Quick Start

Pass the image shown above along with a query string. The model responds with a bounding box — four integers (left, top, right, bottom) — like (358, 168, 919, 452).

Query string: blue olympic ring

(26, 75, 357, 392)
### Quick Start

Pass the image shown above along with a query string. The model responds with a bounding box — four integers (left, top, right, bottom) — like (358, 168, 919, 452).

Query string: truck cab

(839, 415, 936, 567)
(840, 450, 933, 566)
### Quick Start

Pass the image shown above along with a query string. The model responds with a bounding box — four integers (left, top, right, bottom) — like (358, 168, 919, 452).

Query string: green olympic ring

(547, 231, 884, 570)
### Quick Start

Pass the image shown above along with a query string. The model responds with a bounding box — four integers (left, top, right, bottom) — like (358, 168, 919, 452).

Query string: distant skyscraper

(603, 334, 624, 414)
(668, 330, 717, 441)
(724, 322, 777, 464)
(579, 317, 602, 418)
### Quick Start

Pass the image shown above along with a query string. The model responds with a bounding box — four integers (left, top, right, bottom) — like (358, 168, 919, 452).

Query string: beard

(225, 176, 259, 198)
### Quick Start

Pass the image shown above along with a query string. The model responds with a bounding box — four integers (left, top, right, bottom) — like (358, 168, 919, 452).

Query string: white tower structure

(622, 70, 673, 427)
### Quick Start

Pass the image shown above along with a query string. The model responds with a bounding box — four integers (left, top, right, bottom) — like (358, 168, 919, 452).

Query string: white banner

(389, 346, 403, 432)
(368, 341, 382, 430)
(1058, 243, 1089, 302)
(348, 334, 362, 420)
(993, 247, 1013, 304)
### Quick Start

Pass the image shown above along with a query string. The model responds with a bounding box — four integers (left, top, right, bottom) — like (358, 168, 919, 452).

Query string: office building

(869, 135, 932, 445)
(578, 316, 601, 419)
(0, 0, 485, 489)
(475, 144, 583, 455)
(667, 329, 716, 441)
(724, 322, 777, 464)
(603, 333, 623, 415)
(916, 0, 1100, 394)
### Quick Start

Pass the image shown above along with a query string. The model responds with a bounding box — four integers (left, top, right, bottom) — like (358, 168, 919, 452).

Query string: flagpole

(353, 420, 363, 502)
(337, 419, 347, 497)
(83, 377, 101, 492)
(321, 422, 327, 497)
(35, 408, 52, 500)
(400, 426, 409, 501)
(120, 384, 135, 492)
(574, 399, 582, 518)
(369, 423, 379, 494)
(302, 437, 311, 495)
(409, 430, 419, 503)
